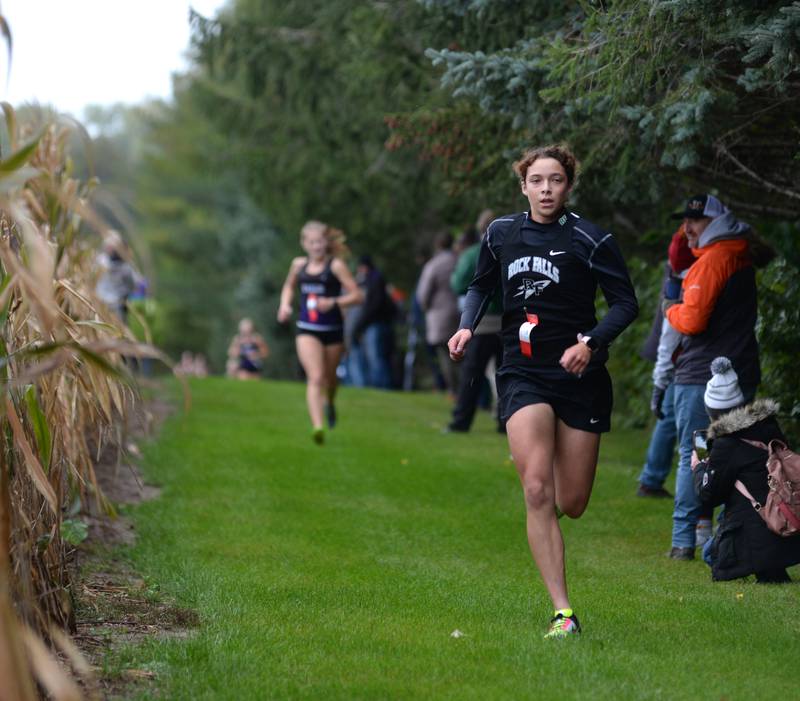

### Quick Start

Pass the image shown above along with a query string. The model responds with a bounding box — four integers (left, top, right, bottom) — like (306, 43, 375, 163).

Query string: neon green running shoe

(312, 427, 325, 445)
(544, 612, 581, 639)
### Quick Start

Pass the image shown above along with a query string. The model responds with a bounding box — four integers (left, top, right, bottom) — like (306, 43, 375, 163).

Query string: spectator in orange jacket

(663, 193, 763, 560)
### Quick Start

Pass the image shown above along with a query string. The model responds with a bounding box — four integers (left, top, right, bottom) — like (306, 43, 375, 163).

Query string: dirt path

(71, 391, 199, 699)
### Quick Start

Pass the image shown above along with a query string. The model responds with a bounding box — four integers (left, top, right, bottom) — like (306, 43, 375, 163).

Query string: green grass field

(118, 378, 799, 700)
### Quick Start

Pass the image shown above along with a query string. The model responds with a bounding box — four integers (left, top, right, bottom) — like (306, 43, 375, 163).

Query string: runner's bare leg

(296, 335, 326, 428)
(507, 404, 569, 610)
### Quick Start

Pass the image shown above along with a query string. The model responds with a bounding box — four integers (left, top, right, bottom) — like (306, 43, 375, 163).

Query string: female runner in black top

(278, 221, 363, 444)
(448, 145, 638, 638)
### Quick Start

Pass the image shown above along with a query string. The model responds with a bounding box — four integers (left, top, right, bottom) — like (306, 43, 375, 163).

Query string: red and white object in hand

(307, 294, 319, 322)
(519, 312, 539, 358)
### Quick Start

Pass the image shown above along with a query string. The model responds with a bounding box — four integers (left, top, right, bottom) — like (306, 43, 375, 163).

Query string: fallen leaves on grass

(122, 669, 156, 680)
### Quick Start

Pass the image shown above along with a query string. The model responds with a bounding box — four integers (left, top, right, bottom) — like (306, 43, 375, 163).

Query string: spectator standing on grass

(343, 292, 367, 388)
(350, 255, 396, 389)
(693, 357, 800, 583)
(127, 274, 156, 376)
(417, 232, 460, 397)
(448, 144, 638, 638)
(193, 353, 209, 378)
(178, 350, 196, 376)
(96, 230, 137, 324)
(445, 211, 504, 433)
(177, 351, 209, 378)
(403, 250, 448, 392)
(453, 226, 479, 258)
(664, 194, 770, 561)
(636, 225, 694, 498)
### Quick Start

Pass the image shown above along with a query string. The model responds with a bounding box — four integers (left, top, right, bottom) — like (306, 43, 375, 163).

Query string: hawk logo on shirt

(514, 278, 551, 299)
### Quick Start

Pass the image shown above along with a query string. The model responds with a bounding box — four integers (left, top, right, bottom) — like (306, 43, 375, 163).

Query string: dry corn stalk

(0, 102, 166, 698)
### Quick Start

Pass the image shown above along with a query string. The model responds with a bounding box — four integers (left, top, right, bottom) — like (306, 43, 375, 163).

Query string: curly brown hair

(513, 144, 579, 185)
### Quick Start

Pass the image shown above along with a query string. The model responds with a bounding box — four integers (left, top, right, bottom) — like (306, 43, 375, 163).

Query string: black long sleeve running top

(459, 210, 639, 376)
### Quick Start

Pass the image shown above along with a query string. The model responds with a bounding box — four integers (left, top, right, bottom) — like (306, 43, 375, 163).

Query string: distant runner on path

(448, 144, 638, 639)
(278, 221, 363, 444)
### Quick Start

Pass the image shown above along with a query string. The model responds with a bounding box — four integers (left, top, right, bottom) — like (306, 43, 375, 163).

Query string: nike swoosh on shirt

(589, 418, 600, 424)
(549, 250, 566, 256)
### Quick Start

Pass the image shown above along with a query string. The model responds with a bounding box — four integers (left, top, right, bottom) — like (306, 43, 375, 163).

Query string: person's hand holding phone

(691, 429, 708, 470)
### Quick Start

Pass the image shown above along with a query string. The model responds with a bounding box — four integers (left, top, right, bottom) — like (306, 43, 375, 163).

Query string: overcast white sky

(0, 0, 229, 119)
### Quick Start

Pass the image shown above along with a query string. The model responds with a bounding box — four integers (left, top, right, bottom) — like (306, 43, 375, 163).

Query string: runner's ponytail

(301, 220, 351, 260)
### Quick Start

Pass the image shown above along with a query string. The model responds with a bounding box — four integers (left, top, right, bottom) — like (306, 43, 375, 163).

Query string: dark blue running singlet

(238, 339, 263, 373)
(297, 258, 343, 332)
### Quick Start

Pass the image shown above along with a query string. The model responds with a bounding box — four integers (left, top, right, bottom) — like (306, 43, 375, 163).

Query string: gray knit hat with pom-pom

(704, 357, 745, 410)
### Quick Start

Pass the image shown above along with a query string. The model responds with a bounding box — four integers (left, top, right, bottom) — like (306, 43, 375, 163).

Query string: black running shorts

(296, 328, 344, 346)
(496, 367, 613, 433)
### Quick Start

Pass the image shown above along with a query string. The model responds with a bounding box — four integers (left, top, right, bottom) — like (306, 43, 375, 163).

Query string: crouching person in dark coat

(692, 357, 800, 583)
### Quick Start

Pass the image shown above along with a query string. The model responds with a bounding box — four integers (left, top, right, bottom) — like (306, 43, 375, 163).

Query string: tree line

(82, 0, 799, 428)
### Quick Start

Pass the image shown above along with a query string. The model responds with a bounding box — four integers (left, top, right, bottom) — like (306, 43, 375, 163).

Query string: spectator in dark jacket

(417, 232, 460, 395)
(445, 214, 504, 433)
(351, 255, 396, 389)
(664, 194, 761, 560)
(637, 225, 693, 498)
(692, 357, 800, 582)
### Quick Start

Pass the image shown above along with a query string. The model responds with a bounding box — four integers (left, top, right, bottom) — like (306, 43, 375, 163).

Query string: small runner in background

(227, 318, 270, 380)
(277, 221, 363, 444)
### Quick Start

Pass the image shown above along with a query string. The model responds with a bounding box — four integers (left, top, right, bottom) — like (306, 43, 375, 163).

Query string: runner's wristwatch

(579, 335, 599, 352)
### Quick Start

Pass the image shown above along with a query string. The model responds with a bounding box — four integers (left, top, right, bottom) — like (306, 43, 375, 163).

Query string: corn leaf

(74, 319, 118, 333)
(21, 626, 83, 701)
(0, 16, 12, 86)
(71, 344, 130, 383)
(23, 385, 52, 473)
(0, 133, 43, 175)
(49, 626, 94, 680)
(0, 166, 39, 192)
(4, 396, 58, 515)
(0, 599, 38, 701)
(0, 335, 8, 384)
(0, 273, 14, 329)
(1, 101, 17, 151)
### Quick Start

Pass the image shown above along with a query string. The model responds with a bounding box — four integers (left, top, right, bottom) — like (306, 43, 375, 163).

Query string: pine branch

(714, 143, 800, 202)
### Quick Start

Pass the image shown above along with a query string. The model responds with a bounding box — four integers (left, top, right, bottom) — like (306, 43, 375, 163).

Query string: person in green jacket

(445, 211, 505, 433)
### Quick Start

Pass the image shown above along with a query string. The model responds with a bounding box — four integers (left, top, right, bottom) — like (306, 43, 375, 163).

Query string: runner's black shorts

(496, 366, 613, 433)
(296, 328, 344, 346)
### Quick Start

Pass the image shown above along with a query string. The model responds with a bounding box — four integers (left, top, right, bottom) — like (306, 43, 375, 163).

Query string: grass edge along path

(114, 377, 798, 700)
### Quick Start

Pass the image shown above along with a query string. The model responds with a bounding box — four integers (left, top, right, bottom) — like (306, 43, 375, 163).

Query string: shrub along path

(119, 377, 798, 699)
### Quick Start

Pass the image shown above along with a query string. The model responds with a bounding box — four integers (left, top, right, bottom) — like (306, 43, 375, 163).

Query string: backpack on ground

(735, 439, 800, 537)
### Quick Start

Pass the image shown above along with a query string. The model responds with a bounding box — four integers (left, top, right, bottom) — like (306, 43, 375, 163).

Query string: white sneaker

(695, 519, 713, 548)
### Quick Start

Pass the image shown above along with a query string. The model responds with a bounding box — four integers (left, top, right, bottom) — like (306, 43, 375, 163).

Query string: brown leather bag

(735, 439, 800, 537)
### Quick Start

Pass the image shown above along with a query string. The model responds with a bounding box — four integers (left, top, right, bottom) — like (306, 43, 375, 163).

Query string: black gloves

(650, 385, 666, 420)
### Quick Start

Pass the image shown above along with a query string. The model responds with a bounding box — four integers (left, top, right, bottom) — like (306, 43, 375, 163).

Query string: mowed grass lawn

(120, 377, 799, 700)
